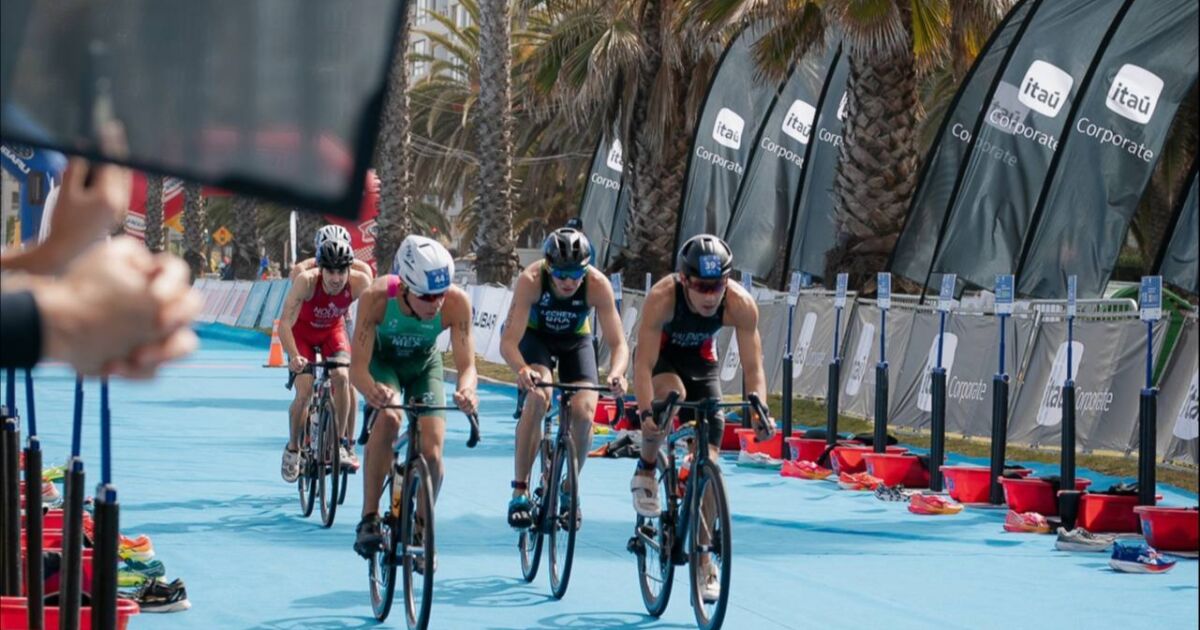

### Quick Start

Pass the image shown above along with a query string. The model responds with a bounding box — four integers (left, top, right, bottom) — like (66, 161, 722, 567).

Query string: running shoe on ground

(281, 446, 300, 482)
(737, 450, 783, 468)
(1109, 542, 1176, 574)
(118, 544, 156, 563)
(122, 558, 166, 579)
(837, 471, 884, 491)
(874, 485, 907, 502)
(631, 472, 661, 517)
(1055, 527, 1116, 552)
(117, 570, 150, 588)
(353, 514, 384, 558)
(130, 577, 191, 612)
(42, 465, 66, 482)
(340, 444, 360, 472)
(699, 561, 721, 603)
(908, 493, 964, 515)
(1003, 510, 1051, 533)
(781, 460, 832, 480)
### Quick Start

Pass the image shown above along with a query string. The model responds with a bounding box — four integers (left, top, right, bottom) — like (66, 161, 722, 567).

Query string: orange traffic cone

(264, 319, 286, 368)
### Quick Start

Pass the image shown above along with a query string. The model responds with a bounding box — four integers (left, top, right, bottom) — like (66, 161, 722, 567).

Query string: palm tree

(374, 2, 416, 265)
(144, 174, 165, 253)
(521, 0, 723, 280)
(473, 0, 519, 283)
(683, 0, 1006, 290)
(182, 181, 208, 279)
(229, 196, 262, 279)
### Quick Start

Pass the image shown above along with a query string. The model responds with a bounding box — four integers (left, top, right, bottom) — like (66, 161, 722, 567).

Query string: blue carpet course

(17, 326, 1197, 629)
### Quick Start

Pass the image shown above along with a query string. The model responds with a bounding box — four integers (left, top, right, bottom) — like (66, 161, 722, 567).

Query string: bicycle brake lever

(466, 413, 481, 448)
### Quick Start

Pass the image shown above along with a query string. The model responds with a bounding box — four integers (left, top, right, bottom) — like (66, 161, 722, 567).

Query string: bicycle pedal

(626, 536, 644, 555)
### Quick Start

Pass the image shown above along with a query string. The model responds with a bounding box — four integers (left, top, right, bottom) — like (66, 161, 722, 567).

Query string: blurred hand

(44, 159, 132, 267)
(453, 386, 478, 415)
(608, 374, 628, 399)
(364, 381, 397, 409)
(36, 237, 200, 378)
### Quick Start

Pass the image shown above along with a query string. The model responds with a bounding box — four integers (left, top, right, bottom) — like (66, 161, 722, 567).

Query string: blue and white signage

(1066, 275, 1077, 318)
(834, 273, 849, 308)
(741, 270, 753, 291)
(610, 272, 623, 293)
(877, 272, 892, 310)
(995, 274, 1014, 315)
(938, 274, 956, 312)
(1140, 275, 1162, 322)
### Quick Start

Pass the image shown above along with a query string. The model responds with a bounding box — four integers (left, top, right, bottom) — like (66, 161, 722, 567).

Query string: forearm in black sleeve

(0, 291, 44, 368)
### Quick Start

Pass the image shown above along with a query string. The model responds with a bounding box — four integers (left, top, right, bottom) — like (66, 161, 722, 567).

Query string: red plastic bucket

(863, 453, 919, 487)
(1078, 493, 1141, 533)
(999, 477, 1091, 516)
(19, 528, 64, 550)
(719, 424, 742, 451)
(1, 596, 139, 630)
(941, 466, 1030, 503)
(1134, 506, 1199, 552)
(735, 429, 782, 458)
(21, 510, 64, 530)
(593, 398, 619, 424)
(785, 437, 829, 463)
(830, 445, 908, 474)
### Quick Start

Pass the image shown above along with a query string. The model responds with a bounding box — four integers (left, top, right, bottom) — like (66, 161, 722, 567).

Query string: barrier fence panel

(1009, 300, 1168, 454)
(235, 281, 273, 328)
(199, 281, 234, 324)
(470, 284, 509, 363)
(1159, 314, 1197, 465)
(217, 281, 254, 326)
(780, 292, 858, 401)
(257, 280, 292, 329)
(838, 302, 916, 420)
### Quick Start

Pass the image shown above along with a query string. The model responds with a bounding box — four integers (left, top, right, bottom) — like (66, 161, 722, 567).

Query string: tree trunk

(229, 196, 262, 279)
(825, 39, 920, 293)
(472, 0, 518, 284)
(144, 174, 165, 253)
(616, 0, 689, 282)
(182, 182, 208, 280)
(374, 3, 415, 266)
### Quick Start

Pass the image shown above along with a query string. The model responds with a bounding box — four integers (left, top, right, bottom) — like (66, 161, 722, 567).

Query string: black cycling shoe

(354, 514, 384, 558)
(507, 495, 534, 529)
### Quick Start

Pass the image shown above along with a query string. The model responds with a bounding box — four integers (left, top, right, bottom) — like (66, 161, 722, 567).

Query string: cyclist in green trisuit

(350, 235, 478, 558)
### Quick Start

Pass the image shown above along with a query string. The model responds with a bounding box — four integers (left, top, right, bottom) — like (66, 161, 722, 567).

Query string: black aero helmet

(316, 239, 354, 269)
(543, 227, 592, 269)
(677, 234, 733, 279)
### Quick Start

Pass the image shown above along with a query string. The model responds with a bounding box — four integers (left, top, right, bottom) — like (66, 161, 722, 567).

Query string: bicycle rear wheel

(547, 439, 579, 600)
(636, 456, 675, 617)
(400, 456, 436, 630)
(688, 460, 732, 630)
(369, 469, 401, 621)
(298, 412, 318, 517)
(318, 397, 340, 527)
(518, 441, 550, 583)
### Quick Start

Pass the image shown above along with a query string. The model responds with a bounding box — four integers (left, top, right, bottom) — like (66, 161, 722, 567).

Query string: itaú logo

(1106, 64, 1163, 124)
(1173, 369, 1199, 440)
(781, 99, 816, 145)
(712, 107, 744, 149)
(1019, 60, 1073, 118)
(605, 139, 624, 172)
(917, 334, 959, 412)
(720, 334, 740, 382)
(791, 312, 819, 379)
(844, 323, 875, 397)
(1036, 341, 1084, 426)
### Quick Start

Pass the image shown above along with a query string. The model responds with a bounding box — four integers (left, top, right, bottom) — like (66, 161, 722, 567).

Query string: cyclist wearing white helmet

(289, 223, 375, 281)
(278, 238, 373, 481)
(350, 234, 479, 558)
(499, 226, 629, 530)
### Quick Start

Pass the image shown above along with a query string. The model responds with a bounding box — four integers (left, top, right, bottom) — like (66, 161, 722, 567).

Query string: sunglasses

(321, 265, 350, 274)
(685, 277, 727, 295)
(549, 266, 587, 281)
(410, 290, 447, 303)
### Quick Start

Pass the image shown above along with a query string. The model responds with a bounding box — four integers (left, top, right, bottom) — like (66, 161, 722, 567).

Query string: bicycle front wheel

(688, 459, 732, 630)
(298, 412, 318, 517)
(401, 456, 436, 630)
(636, 455, 675, 617)
(547, 439, 579, 600)
(518, 441, 550, 583)
(369, 469, 401, 621)
(318, 397, 340, 527)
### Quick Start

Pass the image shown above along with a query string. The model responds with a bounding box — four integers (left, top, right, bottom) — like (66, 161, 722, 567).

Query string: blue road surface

(17, 325, 1198, 629)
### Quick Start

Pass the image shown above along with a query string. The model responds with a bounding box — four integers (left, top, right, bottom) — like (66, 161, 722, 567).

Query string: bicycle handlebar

(520, 379, 626, 421)
(376, 403, 481, 449)
(284, 360, 350, 390)
(651, 392, 774, 439)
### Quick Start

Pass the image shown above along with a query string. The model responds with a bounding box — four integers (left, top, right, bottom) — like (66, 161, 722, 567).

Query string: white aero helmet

(394, 235, 455, 295)
(314, 224, 352, 250)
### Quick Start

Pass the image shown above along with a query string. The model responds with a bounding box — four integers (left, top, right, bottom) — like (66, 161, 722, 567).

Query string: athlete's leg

(560, 337, 601, 477)
(362, 407, 401, 519)
(514, 364, 553, 498)
(289, 374, 315, 450)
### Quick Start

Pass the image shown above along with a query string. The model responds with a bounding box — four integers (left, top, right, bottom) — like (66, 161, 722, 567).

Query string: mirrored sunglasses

(549, 266, 587, 280)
